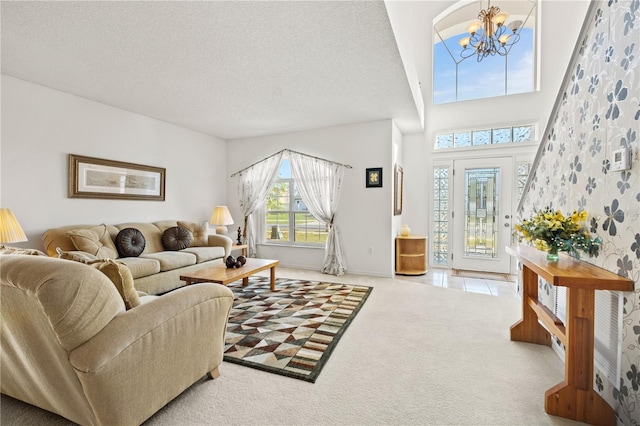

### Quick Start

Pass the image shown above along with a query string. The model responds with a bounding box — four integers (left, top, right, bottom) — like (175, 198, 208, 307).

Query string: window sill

(258, 242, 324, 250)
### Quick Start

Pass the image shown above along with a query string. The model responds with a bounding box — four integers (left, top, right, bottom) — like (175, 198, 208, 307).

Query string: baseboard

(273, 262, 393, 278)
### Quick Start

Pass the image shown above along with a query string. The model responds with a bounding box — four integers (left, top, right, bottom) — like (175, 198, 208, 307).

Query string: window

(516, 161, 532, 203)
(433, 1, 538, 104)
(264, 158, 327, 245)
(435, 124, 535, 150)
(432, 166, 450, 266)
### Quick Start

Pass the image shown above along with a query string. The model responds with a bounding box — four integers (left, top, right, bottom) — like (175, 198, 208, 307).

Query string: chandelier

(458, 1, 522, 62)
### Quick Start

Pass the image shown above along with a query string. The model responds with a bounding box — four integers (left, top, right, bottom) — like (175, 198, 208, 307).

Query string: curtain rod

(230, 148, 352, 177)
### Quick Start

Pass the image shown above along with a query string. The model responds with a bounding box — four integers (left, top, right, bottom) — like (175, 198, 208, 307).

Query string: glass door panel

(464, 167, 499, 259)
(452, 157, 513, 273)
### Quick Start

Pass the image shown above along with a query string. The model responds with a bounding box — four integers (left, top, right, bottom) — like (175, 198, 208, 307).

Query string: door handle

(505, 215, 511, 219)
(504, 223, 510, 227)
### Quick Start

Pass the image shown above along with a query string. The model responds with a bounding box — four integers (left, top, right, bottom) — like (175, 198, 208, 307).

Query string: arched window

(433, 0, 538, 104)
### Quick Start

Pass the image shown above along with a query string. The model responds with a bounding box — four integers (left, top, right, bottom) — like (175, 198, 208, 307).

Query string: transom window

(264, 158, 327, 246)
(433, 0, 538, 104)
(435, 124, 535, 150)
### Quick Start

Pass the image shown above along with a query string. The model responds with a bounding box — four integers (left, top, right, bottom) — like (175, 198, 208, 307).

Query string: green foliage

(266, 181, 289, 211)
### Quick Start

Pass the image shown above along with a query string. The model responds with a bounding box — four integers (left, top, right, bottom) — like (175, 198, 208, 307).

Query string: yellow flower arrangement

(515, 207, 600, 259)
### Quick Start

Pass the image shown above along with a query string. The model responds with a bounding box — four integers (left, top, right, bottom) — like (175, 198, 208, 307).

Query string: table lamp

(210, 206, 234, 235)
(0, 208, 28, 243)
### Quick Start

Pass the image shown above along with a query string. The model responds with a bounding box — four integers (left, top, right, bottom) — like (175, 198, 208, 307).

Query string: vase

(400, 224, 410, 237)
(546, 246, 559, 262)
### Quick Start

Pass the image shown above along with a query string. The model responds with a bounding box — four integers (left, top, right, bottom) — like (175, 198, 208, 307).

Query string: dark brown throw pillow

(162, 226, 192, 251)
(115, 228, 146, 258)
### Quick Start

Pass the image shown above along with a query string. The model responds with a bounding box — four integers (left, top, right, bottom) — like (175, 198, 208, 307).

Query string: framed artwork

(68, 154, 165, 201)
(394, 164, 403, 215)
(366, 167, 383, 188)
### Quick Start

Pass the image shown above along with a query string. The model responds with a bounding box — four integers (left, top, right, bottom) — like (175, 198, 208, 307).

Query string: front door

(452, 157, 513, 273)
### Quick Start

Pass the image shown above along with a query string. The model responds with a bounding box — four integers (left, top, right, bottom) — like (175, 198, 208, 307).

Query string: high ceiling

(1, 1, 423, 140)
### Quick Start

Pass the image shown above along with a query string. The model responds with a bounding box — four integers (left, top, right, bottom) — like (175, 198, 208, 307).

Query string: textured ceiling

(1, 1, 422, 140)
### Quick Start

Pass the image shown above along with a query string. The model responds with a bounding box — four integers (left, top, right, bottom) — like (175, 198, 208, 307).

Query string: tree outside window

(264, 159, 327, 245)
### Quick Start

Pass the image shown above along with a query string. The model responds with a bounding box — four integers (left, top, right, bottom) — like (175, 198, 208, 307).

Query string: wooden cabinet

(395, 236, 427, 275)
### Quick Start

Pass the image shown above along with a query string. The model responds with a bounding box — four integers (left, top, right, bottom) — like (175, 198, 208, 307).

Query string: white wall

(402, 132, 430, 237)
(226, 120, 396, 277)
(384, 1, 425, 131)
(1, 76, 228, 250)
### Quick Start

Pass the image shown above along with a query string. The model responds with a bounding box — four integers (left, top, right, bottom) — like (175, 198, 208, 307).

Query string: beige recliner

(1, 254, 234, 425)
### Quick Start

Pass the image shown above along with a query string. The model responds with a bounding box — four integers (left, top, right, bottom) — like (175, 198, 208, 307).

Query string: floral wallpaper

(520, 0, 639, 423)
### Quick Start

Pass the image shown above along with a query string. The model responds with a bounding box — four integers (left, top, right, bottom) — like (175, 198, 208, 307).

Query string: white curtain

(289, 151, 347, 275)
(237, 152, 284, 257)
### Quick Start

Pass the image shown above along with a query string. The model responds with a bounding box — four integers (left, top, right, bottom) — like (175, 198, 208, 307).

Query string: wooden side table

(395, 236, 427, 275)
(231, 244, 247, 257)
(507, 245, 633, 426)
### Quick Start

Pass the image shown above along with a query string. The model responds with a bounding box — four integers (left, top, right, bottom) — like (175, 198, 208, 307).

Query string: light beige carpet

(1, 267, 585, 425)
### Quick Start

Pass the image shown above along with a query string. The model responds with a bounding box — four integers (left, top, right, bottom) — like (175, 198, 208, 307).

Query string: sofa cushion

(56, 247, 99, 263)
(140, 251, 196, 272)
(161, 226, 191, 251)
(181, 246, 225, 263)
(88, 259, 140, 309)
(138, 294, 158, 305)
(116, 257, 161, 279)
(177, 221, 208, 247)
(0, 245, 47, 256)
(67, 225, 118, 259)
(115, 228, 146, 258)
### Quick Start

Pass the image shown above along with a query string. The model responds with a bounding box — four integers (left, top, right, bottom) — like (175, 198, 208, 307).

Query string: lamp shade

(498, 34, 510, 45)
(458, 36, 471, 48)
(210, 206, 234, 235)
(0, 208, 28, 243)
(508, 20, 522, 33)
(492, 12, 508, 26)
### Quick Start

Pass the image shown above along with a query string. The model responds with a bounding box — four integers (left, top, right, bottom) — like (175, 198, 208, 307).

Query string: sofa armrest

(207, 233, 232, 258)
(68, 283, 233, 425)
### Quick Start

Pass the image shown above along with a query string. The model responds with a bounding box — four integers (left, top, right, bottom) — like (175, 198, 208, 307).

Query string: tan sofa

(0, 253, 234, 425)
(42, 220, 232, 295)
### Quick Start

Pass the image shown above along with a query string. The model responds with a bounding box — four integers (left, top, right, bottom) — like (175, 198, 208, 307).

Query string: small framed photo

(366, 167, 383, 188)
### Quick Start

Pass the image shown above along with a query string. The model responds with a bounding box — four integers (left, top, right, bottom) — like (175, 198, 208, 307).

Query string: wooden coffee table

(180, 258, 279, 290)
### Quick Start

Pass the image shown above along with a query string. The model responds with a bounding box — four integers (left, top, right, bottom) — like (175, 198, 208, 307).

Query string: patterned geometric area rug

(223, 276, 372, 383)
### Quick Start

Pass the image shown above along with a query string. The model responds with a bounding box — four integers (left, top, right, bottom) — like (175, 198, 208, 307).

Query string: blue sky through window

(433, 28, 534, 104)
(277, 158, 291, 179)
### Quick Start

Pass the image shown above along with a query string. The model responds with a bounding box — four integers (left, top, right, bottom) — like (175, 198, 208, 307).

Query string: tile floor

(395, 268, 520, 299)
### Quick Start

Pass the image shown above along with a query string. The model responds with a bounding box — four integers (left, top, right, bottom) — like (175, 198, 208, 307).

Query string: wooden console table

(507, 245, 633, 426)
